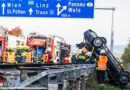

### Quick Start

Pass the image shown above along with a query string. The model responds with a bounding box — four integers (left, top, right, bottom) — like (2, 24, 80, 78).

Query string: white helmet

(100, 49, 105, 54)
(120, 59, 123, 63)
(72, 51, 76, 55)
(86, 52, 92, 56)
(117, 58, 123, 63)
(46, 47, 51, 52)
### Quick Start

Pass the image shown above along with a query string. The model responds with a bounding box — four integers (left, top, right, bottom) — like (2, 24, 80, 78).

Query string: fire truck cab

(51, 35, 71, 64)
(26, 32, 47, 63)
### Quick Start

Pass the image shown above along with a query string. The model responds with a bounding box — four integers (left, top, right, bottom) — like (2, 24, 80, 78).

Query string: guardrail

(0, 64, 95, 90)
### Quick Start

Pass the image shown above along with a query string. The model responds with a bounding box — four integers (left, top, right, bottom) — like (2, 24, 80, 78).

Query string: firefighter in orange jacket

(96, 49, 108, 86)
(6, 46, 15, 64)
(42, 48, 53, 64)
(24, 46, 32, 64)
(2, 46, 9, 63)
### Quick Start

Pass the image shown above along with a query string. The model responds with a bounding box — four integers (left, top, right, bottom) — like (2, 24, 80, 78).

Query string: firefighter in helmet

(96, 49, 108, 86)
(71, 51, 77, 63)
(16, 45, 22, 64)
(77, 48, 89, 63)
(6, 46, 15, 64)
(2, 46, 9, 63)
(42, 47, 53, 64)
(19, 45, 26, 63)
(116, 58, 124, 70)
(24, 46, 32, 64)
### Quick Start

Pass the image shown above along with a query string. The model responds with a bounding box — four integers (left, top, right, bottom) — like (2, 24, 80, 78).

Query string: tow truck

(77, 29, 129, 88)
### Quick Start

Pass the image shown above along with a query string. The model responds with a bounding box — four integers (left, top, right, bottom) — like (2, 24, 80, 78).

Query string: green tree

(122, 40, 130, 63)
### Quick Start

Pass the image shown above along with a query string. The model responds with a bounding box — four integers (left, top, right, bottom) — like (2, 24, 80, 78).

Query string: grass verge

(86, 72, 130, 90)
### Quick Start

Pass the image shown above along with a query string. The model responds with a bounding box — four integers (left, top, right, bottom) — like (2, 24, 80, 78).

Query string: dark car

(84, 29, 107, 48)
(83, 29, 129, 88)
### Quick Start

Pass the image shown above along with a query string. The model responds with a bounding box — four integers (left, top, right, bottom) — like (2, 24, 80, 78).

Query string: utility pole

(95, 7, 116, 53)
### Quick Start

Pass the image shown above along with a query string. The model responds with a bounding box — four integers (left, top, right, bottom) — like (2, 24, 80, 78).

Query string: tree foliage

(0, 26, 8, 35)
(1, 26, 24, 37)
(8, 27, 24, 37)
(122, 40, 130, 63)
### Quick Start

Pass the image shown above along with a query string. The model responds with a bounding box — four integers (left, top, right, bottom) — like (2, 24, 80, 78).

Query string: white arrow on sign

(56, 3, 67, 16)
(1, 3, 6, 15)
(56, 3, 61, 15)
(29, 8, 33, 15)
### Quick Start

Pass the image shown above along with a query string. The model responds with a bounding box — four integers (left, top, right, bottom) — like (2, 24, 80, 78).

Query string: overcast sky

(0, 0, 130, 46)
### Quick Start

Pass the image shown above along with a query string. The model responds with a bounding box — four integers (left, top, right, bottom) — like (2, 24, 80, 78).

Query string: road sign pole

(95, 7, 116, 53)
(110, 9, 115, 53)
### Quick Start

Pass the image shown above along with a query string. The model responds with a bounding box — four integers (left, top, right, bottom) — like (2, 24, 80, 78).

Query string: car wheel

(92, 37, 103, 48)
(101, 37, 107, 44)
(119, 72, 129, 84)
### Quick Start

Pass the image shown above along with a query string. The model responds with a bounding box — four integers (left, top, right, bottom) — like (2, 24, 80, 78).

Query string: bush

(122, 40, 130, 63)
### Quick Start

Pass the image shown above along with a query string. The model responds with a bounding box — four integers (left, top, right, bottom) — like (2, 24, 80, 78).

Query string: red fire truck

(26, 32, 71, 64)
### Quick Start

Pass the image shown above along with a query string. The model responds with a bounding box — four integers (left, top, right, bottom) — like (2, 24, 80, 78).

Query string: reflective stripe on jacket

(97, 55, 108, 70)
(71, 55, 77, 63)
(25, 52, 32, 63)
(3, 51, 7, 63)
(21, 52, 26, 56)
(43, 53, 52, 63)
(7, 52, 15, 63)
(43, 54, 48, 63)
(77, 53, 89, 63)
(77, 55, 86, 60)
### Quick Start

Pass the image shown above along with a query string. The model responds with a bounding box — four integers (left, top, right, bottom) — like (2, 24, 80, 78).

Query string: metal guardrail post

(75, 78, 80, 90)
(80, 75, 86, 90)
